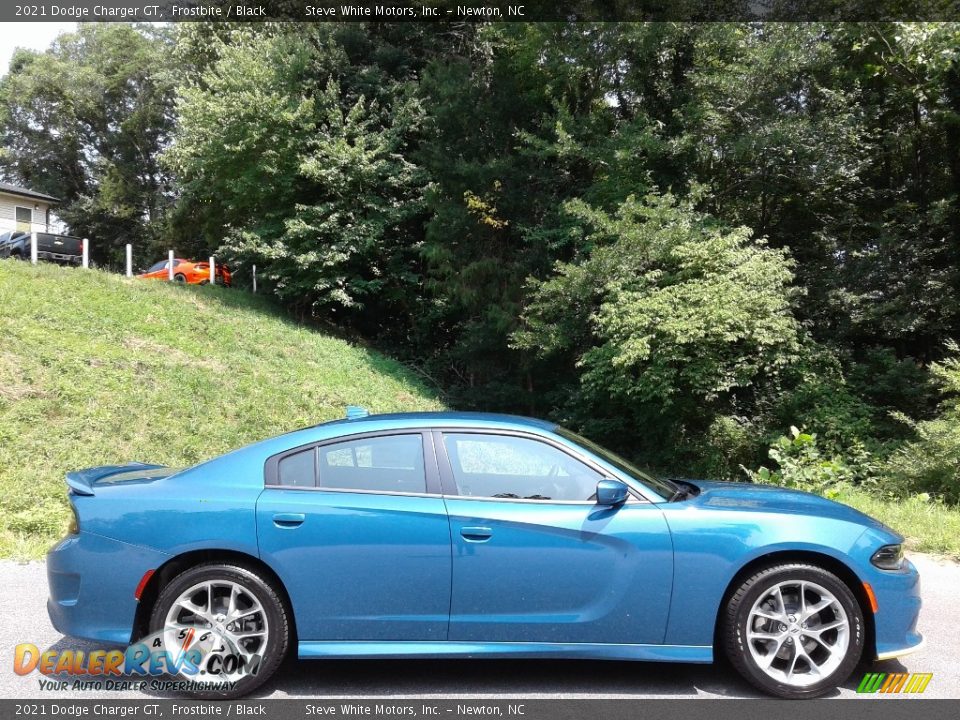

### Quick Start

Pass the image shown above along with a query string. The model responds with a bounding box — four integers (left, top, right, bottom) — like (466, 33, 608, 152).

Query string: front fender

(660, 504, 873, 646)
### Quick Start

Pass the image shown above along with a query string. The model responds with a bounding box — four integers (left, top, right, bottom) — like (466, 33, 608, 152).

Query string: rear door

(438, 430, 674, 645)
(256, 430, 452, 641)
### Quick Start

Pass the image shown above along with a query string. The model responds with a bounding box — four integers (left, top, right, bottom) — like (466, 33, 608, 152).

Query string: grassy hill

(0, 262, 443, 558)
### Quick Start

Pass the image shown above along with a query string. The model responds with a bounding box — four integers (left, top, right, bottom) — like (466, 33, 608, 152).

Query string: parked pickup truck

(0, 231, 83, 264)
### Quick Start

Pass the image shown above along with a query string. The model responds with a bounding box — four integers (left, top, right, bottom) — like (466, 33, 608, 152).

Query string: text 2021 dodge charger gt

(47, 410, 923, 698)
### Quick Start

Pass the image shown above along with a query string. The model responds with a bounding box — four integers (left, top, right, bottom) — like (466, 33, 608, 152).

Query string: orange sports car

(138, 258, 232, 286)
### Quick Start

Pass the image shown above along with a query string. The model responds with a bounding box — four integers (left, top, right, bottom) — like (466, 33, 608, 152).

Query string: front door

(256, 431, 452, 641)
(438, 431, 673, 645)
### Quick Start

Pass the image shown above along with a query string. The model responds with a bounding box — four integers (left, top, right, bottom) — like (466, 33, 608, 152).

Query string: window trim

(432, 428, 649, 505)
(264, 429, 441, 496)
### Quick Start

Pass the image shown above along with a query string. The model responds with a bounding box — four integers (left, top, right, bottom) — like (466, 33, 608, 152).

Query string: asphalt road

(1, 553, 956, 700)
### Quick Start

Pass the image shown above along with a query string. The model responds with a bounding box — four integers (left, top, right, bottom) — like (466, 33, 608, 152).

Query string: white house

(0, 183, 62, 235)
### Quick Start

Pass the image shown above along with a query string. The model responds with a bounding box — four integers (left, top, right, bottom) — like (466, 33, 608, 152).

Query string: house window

(15, 207, 32, 233)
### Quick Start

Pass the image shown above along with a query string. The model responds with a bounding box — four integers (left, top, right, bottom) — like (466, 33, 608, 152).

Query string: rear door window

(277, 448, 316, 488)
(318, 434, 426, 494)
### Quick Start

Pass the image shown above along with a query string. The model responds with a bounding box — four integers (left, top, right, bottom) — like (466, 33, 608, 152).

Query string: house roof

(0, 183, 59, 204)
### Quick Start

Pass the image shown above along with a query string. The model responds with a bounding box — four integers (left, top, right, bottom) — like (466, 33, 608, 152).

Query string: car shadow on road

(36, 636, 905, 699)
(251, 657, 768, 699)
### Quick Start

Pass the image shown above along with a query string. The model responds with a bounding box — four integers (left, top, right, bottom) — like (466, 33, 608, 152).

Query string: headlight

(871, 544, 904, 570)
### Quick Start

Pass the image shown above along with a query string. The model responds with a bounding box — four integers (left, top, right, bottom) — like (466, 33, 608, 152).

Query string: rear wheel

(723, 563, 864, 698)
(174, 273, 187, 283)
(148, 563, 290, 698)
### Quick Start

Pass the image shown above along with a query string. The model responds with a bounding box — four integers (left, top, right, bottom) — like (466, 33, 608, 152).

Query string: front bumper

(869, 557, 923, 660)
(47, 532, 170, 644)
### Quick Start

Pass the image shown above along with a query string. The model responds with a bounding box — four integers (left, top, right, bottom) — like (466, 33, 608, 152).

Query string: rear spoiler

(65, 462, 166, 496)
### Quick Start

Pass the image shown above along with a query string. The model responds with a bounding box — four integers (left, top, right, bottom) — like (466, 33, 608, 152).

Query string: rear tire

(148, 563, 290, 699)
(174, 273, 187, 283)
(723, 563, 864, 698)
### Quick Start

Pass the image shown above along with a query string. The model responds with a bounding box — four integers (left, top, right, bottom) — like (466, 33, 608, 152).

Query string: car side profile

(138, 258, 232, 286)
(47, 410, 923, 699)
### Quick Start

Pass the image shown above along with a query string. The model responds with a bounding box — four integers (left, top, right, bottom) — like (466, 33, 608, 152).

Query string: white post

(82, 238, 89, 269)
(30, 232, 38, 264)
(252, 264, 257, 293)
(209, 256, 216, 285)
(168, 249, 174, 281)
(126, 244, 133, 278)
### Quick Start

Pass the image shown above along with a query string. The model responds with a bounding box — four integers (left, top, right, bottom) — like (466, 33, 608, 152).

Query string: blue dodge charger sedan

(47, 409, 923, 698)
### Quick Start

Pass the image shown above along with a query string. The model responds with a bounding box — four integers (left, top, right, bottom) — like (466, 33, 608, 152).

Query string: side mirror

(596, 479, 629, 506)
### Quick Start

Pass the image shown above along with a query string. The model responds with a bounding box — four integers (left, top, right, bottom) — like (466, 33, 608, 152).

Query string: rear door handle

(460, 526, 493, 542)
(272, 513, 305, 528)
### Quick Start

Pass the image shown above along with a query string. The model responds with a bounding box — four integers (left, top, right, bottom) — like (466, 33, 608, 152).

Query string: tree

(166, 25, 432, 318)
(0, 24, 176, 267)
(514, 192, 802, 466)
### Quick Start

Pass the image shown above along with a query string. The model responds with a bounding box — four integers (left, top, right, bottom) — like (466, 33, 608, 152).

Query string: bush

(882, 347, 960, 503)
(742, 426, 855, 498)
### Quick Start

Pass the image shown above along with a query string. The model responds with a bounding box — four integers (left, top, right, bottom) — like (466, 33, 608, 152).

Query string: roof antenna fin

(345, 405, 370, 420)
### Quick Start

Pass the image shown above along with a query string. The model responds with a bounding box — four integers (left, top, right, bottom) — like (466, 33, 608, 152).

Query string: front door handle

(460, 526, 493, 542)
(273, 513, 305, 528)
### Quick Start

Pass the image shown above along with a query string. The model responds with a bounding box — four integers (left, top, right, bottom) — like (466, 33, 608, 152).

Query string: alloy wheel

(162, 579, 269, 683)
(745, 579, 850, 687)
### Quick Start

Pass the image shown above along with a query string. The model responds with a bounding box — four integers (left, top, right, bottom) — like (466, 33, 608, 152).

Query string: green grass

(835, 486, 960, 560)
(0, 262, 443, 558)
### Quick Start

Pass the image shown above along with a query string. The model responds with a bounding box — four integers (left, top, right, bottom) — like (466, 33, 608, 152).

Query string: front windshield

(556, 427, 680, 500)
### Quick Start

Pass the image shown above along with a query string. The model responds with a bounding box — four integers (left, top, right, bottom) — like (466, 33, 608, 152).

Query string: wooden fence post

(126, 244, 133, 277)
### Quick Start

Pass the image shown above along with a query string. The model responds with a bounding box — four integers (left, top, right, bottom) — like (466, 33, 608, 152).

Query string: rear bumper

(47, 532, 170, 644)
(36, 251, 81, 263)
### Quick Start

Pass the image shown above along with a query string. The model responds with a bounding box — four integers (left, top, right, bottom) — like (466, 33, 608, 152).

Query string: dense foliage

(0, 24, 176, 266)
(3, 22, 959, 502)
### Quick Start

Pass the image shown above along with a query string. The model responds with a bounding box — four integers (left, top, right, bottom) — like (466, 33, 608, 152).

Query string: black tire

(174, 273, 187, 283)
(199, 279, 210, 286)
(723, 563, 864, 699)
(148, 563, 290, 699)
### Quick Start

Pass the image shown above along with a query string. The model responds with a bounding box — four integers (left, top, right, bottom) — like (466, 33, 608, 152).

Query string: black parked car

(0, 231, 83, 264)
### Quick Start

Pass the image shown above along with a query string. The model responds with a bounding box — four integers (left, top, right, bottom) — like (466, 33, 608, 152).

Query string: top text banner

(3, 0, 960, 22)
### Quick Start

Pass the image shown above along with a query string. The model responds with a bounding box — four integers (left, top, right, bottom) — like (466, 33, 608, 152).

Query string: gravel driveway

(1, 553, 955, 699)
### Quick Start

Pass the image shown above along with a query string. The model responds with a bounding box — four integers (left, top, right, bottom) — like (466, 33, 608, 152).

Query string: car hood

(680, 479, 900, 537)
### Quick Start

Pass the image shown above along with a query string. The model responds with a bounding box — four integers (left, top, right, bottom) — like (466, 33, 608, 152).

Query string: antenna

(345, 405, 370, 420)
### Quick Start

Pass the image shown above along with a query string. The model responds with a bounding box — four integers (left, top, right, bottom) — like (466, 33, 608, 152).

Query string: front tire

(723, 563, 864, 698)
(148, 563, 290, 698)
(174, 273, 187, 283)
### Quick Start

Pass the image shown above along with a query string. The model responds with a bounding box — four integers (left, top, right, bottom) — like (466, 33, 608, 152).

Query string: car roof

(323, 411, 557, 432)
(209, 411, 561, 468)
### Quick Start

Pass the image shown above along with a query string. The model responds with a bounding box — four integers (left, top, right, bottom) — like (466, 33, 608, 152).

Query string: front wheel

(148, 563, 290, 698)
(723, 563, 864, 698)
(173, 273, 187, 283)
